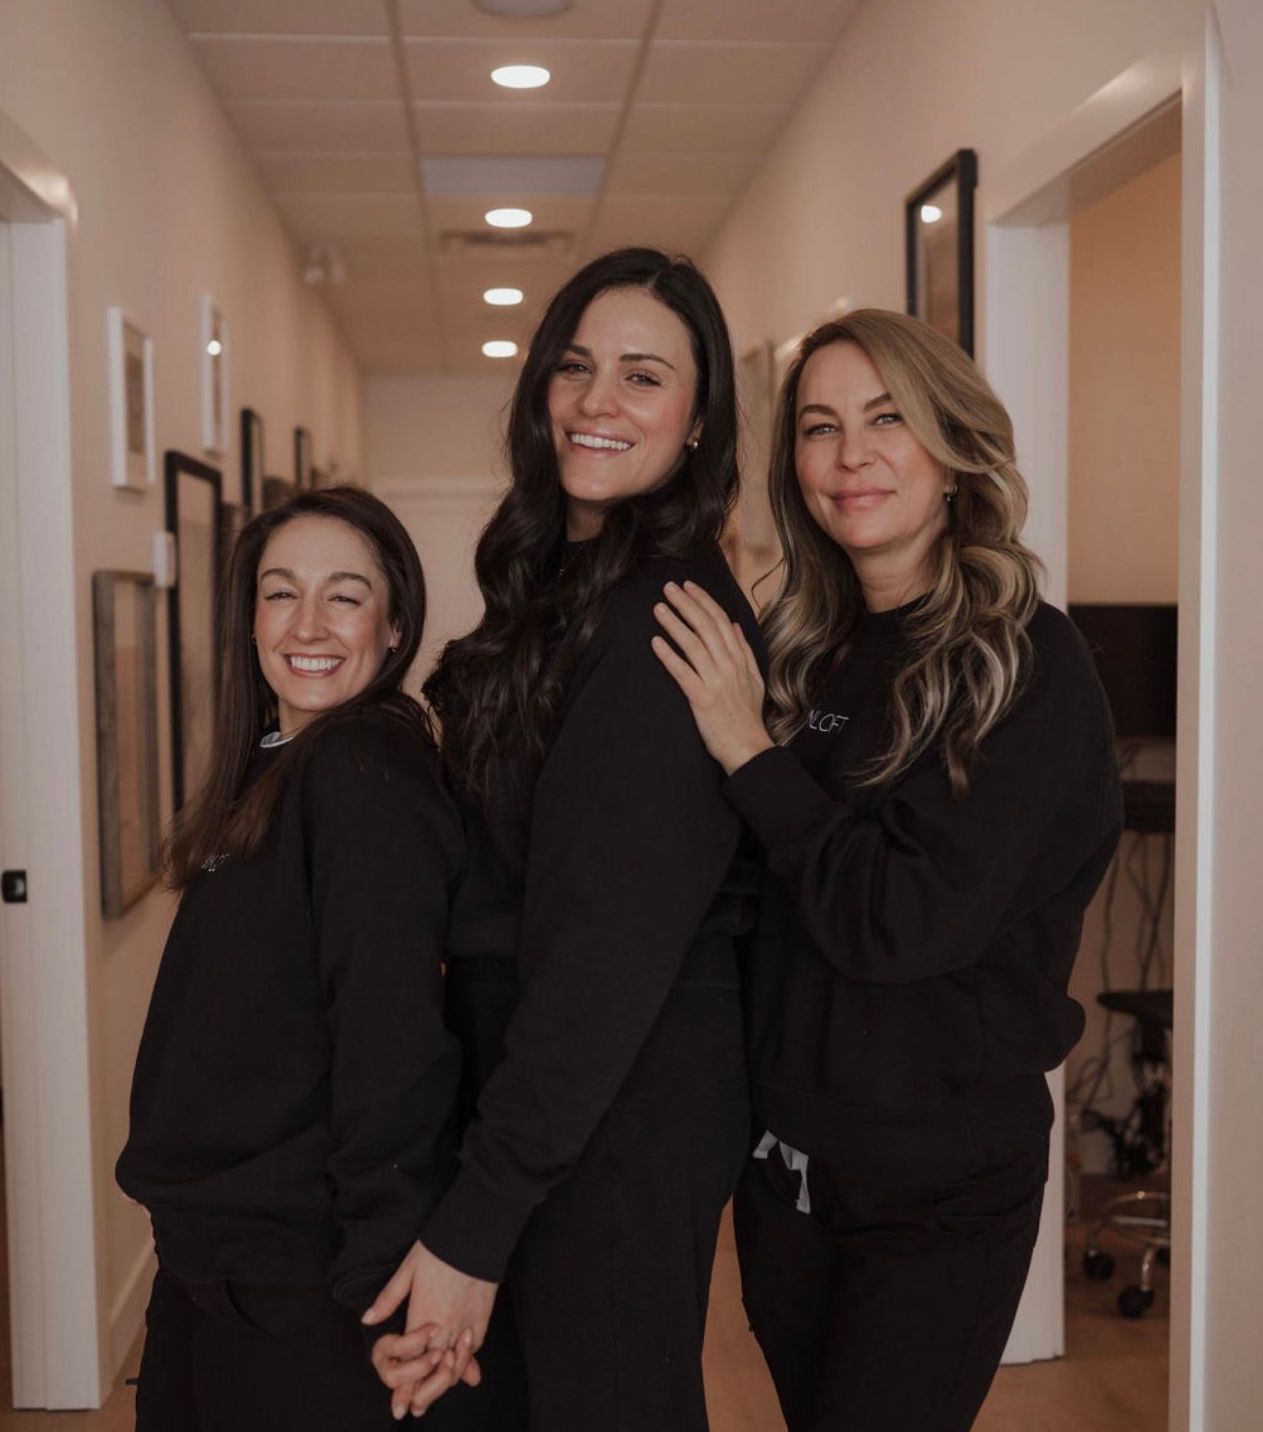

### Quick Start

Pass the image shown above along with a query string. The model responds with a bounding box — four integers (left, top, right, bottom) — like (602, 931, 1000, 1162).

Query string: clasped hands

(363, 1240, 497, 1420)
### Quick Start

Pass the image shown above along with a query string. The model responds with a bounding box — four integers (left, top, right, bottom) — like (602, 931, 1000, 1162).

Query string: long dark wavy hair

(424, 247, 739, 802)
(164, 485, 432, 888)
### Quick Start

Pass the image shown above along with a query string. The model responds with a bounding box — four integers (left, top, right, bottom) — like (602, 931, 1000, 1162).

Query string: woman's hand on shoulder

(651, 581, 774, 776)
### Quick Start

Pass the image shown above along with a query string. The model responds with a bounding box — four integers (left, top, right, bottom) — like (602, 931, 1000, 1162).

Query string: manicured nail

(664, 581, 679, 592)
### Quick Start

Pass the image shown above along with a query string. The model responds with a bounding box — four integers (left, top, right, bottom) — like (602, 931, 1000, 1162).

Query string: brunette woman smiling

(653, 311, 1122, 1432)
(117, 488, 505, 1431)
(365, 249, 761, 1430)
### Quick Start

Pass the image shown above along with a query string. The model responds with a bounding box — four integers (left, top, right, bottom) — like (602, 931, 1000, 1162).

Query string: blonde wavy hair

(761, 309, 1043, 794)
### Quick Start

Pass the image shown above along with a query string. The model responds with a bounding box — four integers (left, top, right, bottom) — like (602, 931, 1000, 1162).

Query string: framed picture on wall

(165, 450, 222, 811)
(92, 570, 160, 917)
(240, 406, 264, 512)
(294, 426, 313, 488)
(905, 149, 978, 355)
(107, 307, 155, 491)
(200, 295, 230, 458)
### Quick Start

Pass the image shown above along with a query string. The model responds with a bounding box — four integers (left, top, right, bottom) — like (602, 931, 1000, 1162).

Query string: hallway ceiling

(167, 0, 861, 375)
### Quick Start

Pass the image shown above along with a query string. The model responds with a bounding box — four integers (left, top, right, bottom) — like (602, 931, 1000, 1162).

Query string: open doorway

(981, 27, 1216, 1428)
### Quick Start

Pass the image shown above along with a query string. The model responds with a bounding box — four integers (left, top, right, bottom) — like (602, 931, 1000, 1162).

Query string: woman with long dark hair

(651, 310, 1122, 1431)
(366, 249, 761, 1430)
(117, 487, 505, 1430)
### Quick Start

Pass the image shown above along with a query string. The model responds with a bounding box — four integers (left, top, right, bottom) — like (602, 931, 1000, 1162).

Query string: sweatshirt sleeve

(303, 720, 464, 1314)
(723, 630, 1118, 987)
(421, 581, 744, 1281)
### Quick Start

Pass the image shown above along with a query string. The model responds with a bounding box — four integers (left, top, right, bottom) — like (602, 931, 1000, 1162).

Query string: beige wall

(702, 0, 1198, 376)
(1069, 152, 1182, 603)
(0, 0, 363, 1386)
(365, 375, 514, 488)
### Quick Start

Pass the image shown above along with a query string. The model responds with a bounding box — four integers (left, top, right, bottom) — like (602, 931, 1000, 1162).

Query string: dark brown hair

(163, 485, 431, 888)
(424, 247, 739, 801)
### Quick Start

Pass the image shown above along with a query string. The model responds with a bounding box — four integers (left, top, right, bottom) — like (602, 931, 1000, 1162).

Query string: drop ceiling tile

(190, 36, 396, 101)
(639, 42, 828, 107)
(605, 151, 756, 197)
(428, 195, 594, 234)
(274, 191, 424, 238)
(257, 154, 417, 193)
(404, 38, 637, 105)
(324, 280, 434, 329)
(657, 0, 861, 44)
(620, 103, 788, 155)
(336, 233, 432, 280)
(585, 193, 731, 256)
(354, 337, 446, 377)
(169, 0, 390, 35)
(414, 102, 620, 155)
(228, 101, 410, 153)
(398, 0, 655, 42)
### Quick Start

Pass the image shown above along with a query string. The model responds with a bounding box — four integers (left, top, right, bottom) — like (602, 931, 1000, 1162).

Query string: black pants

(136, 1266, 526, 1432)
(506, 984, 750, 1432)
(733, 1130, 1048, 1432)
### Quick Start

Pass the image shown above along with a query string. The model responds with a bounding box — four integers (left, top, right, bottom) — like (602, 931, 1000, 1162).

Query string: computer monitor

(1067, 603, 1178, 740)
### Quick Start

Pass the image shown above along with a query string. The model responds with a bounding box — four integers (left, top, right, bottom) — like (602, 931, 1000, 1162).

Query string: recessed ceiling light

(484, 287, 524, 306)
(920, 203, 943, 223)
(485, 207, 533, 229)
(492, 65, 551, 90)
(475, 0, 572, 15)
(483, 340, 519, 359)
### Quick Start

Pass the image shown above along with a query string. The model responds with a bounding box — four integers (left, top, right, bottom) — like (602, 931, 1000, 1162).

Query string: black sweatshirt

(724, 601, 1122, 1183)
(116, 708, 464, 1313)
(422, 545, 763, 1282)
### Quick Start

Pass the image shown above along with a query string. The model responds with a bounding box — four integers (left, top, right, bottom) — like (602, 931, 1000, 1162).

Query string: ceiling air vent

(440, 230, 574, 257)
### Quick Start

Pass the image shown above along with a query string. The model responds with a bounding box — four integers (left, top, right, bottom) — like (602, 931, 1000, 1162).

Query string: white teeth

(570, 432, 632, 452)
(288, 655, 341, 673)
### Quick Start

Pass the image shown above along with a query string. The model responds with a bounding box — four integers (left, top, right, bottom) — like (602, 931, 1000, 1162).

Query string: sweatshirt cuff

(724, 746, 835, 850)
(421, 1166, 535, 1284)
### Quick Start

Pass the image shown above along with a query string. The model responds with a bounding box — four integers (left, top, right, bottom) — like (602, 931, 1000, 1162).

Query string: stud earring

(945, 486, 958, 502)
(686, 438, 699, 451)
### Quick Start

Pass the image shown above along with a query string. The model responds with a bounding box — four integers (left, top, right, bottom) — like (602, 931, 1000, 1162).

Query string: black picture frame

(92, 570, 160, 917)
(240, 406, 265, 513)
(905, 148, 977, 355)
(164, 450, 222, 811)
(294, 426, 313, 488)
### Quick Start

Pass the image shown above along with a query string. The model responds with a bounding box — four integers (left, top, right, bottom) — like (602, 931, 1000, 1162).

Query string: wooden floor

(0, 1183, 1166, 1430)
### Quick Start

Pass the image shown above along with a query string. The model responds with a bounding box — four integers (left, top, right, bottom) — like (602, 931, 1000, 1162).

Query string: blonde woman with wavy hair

(651, 309, 1121, 1432)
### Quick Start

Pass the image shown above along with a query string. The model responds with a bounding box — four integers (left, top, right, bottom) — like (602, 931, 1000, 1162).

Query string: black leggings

(733, 1130, 1048, 1432)
(506, 983, 750, 1432)
(135, 1266, 526, 1432)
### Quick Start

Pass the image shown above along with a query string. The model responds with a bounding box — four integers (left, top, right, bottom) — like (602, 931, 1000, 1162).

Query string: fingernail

(664, 581, 679, 592)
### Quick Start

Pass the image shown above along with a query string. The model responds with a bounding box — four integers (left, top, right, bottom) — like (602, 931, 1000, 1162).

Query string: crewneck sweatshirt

(724, 600, 1122, 1182)
(116, 706, 464, 1313)
(422, 544, 764, 1282)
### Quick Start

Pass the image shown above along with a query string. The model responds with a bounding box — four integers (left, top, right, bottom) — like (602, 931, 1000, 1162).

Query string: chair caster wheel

(1083, 1247, 1115, 1281)
(1118, 1285, 1155, 1318)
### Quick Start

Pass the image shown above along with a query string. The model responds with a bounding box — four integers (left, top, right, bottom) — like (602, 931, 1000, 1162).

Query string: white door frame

(0, 108, 103, 1408)
(982, 19, 1217, 1429)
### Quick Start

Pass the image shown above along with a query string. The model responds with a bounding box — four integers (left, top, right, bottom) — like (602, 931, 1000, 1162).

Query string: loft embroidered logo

(807, 707, 849, 734)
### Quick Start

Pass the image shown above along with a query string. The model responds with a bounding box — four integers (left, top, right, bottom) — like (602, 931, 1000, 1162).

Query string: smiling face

(254, 514, 400, 735)
(794, 340, 952, 606)
(547, 285, 702, 539)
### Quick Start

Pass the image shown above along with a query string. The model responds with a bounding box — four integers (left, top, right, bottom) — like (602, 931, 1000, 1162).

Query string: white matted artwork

(200, 294, 229, 457)
(107, 306, 155, 490)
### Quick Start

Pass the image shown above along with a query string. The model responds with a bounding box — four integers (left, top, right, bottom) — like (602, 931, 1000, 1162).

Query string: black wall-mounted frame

(294, 425, 313, 488)
(905, 148, 978, 356)
(164, 450, 222, 811)
(240, 406, 264, 513)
